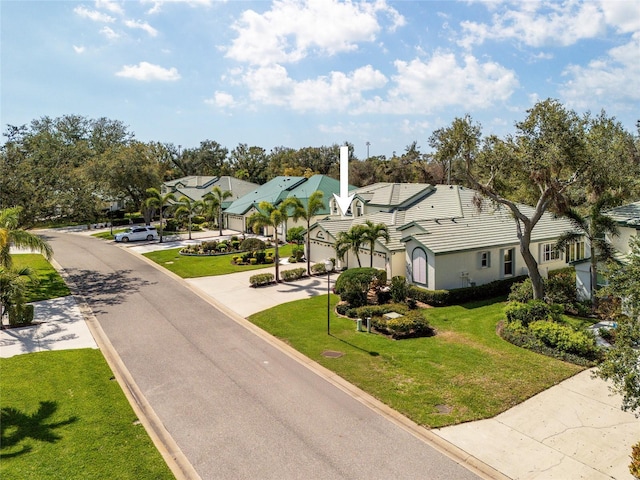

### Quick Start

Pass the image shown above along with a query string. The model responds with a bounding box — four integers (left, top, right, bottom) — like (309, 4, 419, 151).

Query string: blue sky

(2, 0, 639, 158)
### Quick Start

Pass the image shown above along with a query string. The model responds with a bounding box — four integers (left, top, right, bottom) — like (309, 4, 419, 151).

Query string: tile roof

(606, 201, 640, 227)
(314, 184, 574, 254)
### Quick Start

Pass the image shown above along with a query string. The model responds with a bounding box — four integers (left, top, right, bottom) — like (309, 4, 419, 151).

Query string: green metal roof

(224, 176, 306, 215)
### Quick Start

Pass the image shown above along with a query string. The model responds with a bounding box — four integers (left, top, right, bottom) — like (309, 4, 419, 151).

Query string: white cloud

(73, 45, 86, 54)
(226, 0, 404, 65)
(600, 0, 640, 33)
(458, 1, 606, 49)
(560, 32, 640, 109)
(382, 53, 518, 114)
(95, 0, 124, 16)
(232, 51, 517, 116)
(205, 91, 236, 108)
(142, 0, 215, 15)
(100, 26, 120, 40)
(74, 5, 115, 22)
(240, 63, 388, 112)
(124, 19, 158, 37)
(116, 62, 181, 81)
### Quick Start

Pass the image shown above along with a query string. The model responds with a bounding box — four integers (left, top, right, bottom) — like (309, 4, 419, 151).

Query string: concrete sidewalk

(0, 296, 97, 358)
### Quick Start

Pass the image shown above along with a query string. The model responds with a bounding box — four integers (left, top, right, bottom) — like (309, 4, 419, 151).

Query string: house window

(479, 251, 491, 268)
(566, 240, 586, 263)
(503, 248, 514, 276)
(412, 248, 427, 286)
(331, 200, 338, 215)
(541, 243, 561, 263)
(355, 201, 363, 217)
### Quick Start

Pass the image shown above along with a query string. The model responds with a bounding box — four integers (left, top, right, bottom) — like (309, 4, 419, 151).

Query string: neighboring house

(162, 175, 258, 227)
(224, 174, 354, 237)
(575, 200, 640, 300)
(162, 175, 258, 205)
(308, 183, 583, 290)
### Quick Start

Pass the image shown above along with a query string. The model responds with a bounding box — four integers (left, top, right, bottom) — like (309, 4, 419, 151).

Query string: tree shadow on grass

(0, 401, 77, 460)
(63, 268, 156, 314)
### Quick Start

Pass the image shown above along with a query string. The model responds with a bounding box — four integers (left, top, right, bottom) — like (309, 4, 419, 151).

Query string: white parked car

(114, 226, 159, 243)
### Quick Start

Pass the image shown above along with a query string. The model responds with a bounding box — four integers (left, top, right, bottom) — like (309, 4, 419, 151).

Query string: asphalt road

(46, 231, 482, 480)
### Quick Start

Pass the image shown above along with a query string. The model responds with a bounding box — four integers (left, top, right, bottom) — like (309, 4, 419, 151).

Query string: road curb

(51, 258, 202, 480)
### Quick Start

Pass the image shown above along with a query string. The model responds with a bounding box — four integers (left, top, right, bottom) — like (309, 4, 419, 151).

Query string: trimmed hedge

(408, 275, 527, 306)
(281, 268, 306, 281)
(249, 273, 275, 287)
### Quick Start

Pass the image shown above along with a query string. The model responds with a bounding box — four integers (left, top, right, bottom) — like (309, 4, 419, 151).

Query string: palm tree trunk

(274, 231, 280, 282)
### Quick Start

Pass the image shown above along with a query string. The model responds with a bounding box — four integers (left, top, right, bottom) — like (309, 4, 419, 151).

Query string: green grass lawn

(249, 296, 584, 428)
(12, 254, 70, 302)
(0, 349, 174, 480)
(143, 244, 294, 278)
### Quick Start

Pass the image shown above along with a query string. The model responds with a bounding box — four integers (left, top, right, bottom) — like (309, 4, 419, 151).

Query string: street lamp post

(324, 259, 333, 335)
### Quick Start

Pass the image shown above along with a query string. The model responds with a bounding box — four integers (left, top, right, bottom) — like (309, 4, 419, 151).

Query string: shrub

(505, 300, 552, 326)
(390, 276, 409, 303)
(528, 321, 598, 358)
(241, 252, 253, 263)
(201, 241, 218, 253)
(281, 268, 306, 281)
(164, 218, 180, 232)
(249, 273, 274, 287)
(545, 268, 577, 306)
(311, 263, 327, 274)
(249, 258, 257, 265)
(499, 321, 599, 366)
(288, 256, 297, 263)
(348, 304, 409, 320)
(372, 310, 434, 339)
(8, 304, 34, 326)
(334, 268, 385, 308)
(240, 237, 265, 252)
(336, 302, 350, 316)
(232, 256, 241, 264)
(508, 277, 534, 303)
(255, 251, 266, 264)
(231, 240, 241, 250)
(630, 441, 640, 479)
(192, 215, 206, 224)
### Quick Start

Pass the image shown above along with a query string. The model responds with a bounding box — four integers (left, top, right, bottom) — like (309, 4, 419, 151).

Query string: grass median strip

(143, 244, 294, 278)
(248, 295, 583, 428)
(0, 349, 174, 479)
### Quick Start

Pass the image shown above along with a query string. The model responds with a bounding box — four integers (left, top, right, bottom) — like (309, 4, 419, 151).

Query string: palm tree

(174, 196, 203, 240)
(0, 207, 53, 269)
(362, 220, 390, 268)
(145, 188, 176, 243)
(555, 195, 619, 309)
(203, 186, 232, 236)
(248, 199, 298, 282)
(290, 190, 325, 276)
(335, 224, 367, 268)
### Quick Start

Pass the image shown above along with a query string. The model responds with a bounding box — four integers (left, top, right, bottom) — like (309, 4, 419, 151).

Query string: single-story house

(162, 175, 258, 206)
(161, 175, 259, 228)
(575, 200, 640, 300)
(224, 174, 355, 237)
(307, 183, 584, 290)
